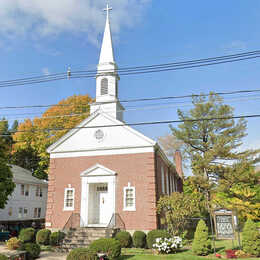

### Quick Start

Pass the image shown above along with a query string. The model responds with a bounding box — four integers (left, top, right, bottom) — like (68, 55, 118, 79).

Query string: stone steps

(61, 227, 114, 252)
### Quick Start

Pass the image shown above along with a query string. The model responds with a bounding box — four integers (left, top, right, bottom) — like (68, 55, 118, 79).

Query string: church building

(45, 5, 183, 232)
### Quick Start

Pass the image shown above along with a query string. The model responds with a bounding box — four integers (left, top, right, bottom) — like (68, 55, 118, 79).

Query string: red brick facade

(46, 150, 182, 231)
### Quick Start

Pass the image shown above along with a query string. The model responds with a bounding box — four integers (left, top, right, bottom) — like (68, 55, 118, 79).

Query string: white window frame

(64, 188, 75, 211)
(170, 174, 173, 194)
(123, 183, 136, 211)
(161, 166, 165, 194)
(166, 169, 170, 195)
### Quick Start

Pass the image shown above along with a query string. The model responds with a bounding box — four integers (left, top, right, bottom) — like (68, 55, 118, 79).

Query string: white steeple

(90, 3, 124, 121)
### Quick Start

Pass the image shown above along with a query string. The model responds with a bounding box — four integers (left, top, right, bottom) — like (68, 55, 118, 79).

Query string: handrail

(107, 213, 125, 230)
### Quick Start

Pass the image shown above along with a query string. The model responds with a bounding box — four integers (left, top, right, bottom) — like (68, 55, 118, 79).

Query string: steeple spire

(98, 3, 115, 66)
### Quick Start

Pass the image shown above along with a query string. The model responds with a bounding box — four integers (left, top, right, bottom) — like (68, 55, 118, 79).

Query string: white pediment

(80, 164, 116, 177)
(47, 111, 156, 154)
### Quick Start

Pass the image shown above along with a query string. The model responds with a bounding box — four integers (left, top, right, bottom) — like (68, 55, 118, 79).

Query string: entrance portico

(80, 164, 116, 227)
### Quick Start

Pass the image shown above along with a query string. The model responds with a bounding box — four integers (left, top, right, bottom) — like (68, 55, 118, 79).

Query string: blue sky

(0, 0, 260, 154)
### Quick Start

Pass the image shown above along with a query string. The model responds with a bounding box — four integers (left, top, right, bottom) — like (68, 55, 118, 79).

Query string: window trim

(161, 166, 165, 194)
(123, 183, 136, 211)
(64, 188, 75, 211)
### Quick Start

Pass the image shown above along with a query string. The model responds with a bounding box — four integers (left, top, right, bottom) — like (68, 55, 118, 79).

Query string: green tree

(242, 219, 260, 256)
(157, 192, 203, 236)
(0, 141, 15, 209)
(171, 93, 259, 214)
(192, 219, 211, 255)
(13, 94, 93, 179)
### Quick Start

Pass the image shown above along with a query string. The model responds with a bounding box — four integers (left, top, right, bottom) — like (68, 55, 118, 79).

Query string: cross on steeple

(104, 3, 112, 18)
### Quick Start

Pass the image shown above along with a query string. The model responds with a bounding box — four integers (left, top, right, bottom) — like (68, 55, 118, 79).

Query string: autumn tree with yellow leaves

(12, 94, 93, 179)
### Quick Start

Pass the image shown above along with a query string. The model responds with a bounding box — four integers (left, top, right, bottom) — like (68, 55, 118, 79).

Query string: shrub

(19, 228, 35, 243)
(66, 248, 97, 260)
(0, 255, 8, 260)
(242, 219, 260, 256)
(133, 231, 146, 248)
(36, 229, 51, 245)
(50, 231, 66, 246)
(89, 238, 121, 259)
(115, 231, 132, 248)
(153, 236, 182, 254)
(24, 243, 41, 260)
(146, 230, 171, 249)
(192, 219, 211, 256)
(6, 237, 21, 250)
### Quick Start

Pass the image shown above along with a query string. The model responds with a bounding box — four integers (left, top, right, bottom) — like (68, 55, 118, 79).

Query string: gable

(80, 164, 116, 177)
(47, 112, 156, 154)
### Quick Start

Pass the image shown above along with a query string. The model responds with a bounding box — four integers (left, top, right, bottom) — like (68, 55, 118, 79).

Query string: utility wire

(2, 88, 260, 111)
(1, 113, 260, 137)
(0, 50, 260, 88)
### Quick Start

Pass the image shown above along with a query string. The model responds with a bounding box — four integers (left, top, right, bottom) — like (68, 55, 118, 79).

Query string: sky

(1, 0, 260, 158)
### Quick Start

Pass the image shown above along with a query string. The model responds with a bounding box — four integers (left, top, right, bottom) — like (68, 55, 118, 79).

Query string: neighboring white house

(0, 165, 48, 225)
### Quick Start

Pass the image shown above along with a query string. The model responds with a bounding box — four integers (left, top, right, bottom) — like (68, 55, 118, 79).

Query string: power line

(2, 113, 260, 137)
(0, 50, 260, 88)
(2, 87, 260, 111)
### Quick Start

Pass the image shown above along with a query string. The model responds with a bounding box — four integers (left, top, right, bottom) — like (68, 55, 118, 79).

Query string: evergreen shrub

(242, 219, 260, 256)
(132, 231, 146, 248)
(146, 229, 171, 249)
(66, 248, 97, 260)
(19, 228, 35, 243)
(192, 219, 211, 256)
(24, 243, 41, 260)
(0, 254, 8, 260)
(89, 238, 121, 259)
(36, 229, 51, 245)
(6, 237, 21, 250)
(115, 231, 132, 248)
(50, 231, 66, 246)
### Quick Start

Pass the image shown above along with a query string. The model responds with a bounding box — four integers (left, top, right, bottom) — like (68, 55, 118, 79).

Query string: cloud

(0, 0, 150, 46)
(42, 67, 50, 76)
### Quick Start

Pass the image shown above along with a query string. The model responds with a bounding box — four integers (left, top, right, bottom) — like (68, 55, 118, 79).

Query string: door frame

(80, 164, 116, 227)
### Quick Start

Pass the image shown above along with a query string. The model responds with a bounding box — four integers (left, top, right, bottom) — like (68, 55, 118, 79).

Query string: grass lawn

(118, 240, 260, 260)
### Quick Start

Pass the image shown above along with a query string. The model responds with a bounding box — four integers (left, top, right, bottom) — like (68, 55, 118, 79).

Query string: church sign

(213, 209, 235, 239)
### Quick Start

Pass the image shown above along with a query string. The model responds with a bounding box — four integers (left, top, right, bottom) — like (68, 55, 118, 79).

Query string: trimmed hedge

(192, 219, 211, 256)
(133, 231, 146, 248)
(19, 228, 35, 243)
(242, 219, 260, 256)
(146, 230, 171, 249)
(115, 231, 132, 248)
(50, 231, 66, 246)
(89, 238, 121, 259)
(0, 255, 8, 260)
(36, 229, 51, 245)
(66, 248, 97, 260)
(24, 243, 41, 260)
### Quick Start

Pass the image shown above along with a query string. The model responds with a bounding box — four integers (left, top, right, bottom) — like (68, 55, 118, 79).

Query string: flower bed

(153, 236, 182, 254)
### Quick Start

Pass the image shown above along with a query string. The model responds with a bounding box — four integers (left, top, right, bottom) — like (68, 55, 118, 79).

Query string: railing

(107, 213, 126, 230)
(63, 213, 82, 230)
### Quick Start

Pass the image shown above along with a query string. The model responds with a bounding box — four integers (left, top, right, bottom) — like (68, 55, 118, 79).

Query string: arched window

(101, 78, 108, 95)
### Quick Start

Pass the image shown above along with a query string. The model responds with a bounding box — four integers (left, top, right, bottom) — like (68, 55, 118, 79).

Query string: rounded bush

(192, 220, 211, 256)
(115, 231, 132, 248)
(146, 230, 171, 249)
(6, 237, 21, 250)
(133, 231, 146, 248)
(242, 219, 260, 256)
(50, 231, 66, 246)
(36, 229, 51, 245)
(89, 238, 121, 259)
(0, 254, 8, 260)
(66, 248, 97, 260)
(24, 243, 41, 260)
(19, 228, 35, 243)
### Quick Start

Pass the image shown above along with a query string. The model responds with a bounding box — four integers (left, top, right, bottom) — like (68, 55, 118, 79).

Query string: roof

(10, 165, 48, 186)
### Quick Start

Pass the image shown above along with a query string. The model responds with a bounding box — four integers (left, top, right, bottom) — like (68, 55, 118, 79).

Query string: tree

(192, 219, 211, 255)
(13, 94, 93, 179)
(242, 219, 260, 256)
(157, 192, 202, 236)
(170, 93, 259, 213)
(0, 142, 15, 209)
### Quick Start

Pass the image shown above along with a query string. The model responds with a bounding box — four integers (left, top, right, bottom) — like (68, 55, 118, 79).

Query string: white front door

(99, 191, 110, 224)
